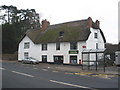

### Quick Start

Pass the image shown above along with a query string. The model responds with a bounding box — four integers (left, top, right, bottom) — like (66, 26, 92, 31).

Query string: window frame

(56, 43, 60, 50)
(94, 33, 98, 39)
(24, 42, 30, 49)
(59, 31, 64, 37)
(96, 43, 98, 49)
(70, 42, 77, 50)
(24, 52, 29, 59)
(42, 55, 47, 63)
(42, 44, 47, 51)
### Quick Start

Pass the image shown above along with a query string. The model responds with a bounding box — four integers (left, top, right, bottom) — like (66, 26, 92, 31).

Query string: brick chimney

(87, 17, 93, 28)
(41, 19, 50, 31)
(95, 20, 100, 28)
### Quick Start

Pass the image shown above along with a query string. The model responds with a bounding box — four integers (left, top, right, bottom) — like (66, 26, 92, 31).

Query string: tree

(1, 5, 41, 53)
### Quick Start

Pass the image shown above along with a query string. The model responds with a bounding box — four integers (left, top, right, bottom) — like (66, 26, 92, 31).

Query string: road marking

(34, 68, 38, 69)
(33, 65, 36, 67)
(42, 69, 48, 71)
(12, 71, 34, 77)
(0, 67, 6, 70)
(65, 72, 74, 75)
(50, 80, 97, 90)
(52, 71, 58, 72)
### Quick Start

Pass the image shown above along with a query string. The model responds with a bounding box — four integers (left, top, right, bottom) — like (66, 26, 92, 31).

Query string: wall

(2, 53, 18, 60)
(86, 28, 105, 49)
(18, 35, 86, 64)
(84, 28, 105, 65)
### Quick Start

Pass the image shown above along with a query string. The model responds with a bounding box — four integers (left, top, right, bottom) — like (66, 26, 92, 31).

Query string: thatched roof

(22, 18, 106, 44)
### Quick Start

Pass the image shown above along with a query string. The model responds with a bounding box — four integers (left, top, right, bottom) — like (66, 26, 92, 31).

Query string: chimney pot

(95, 20, 100, 28)
(88, 17, 92, 28)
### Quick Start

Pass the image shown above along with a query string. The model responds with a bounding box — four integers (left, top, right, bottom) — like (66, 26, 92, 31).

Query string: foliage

(0, 5, 41, 53)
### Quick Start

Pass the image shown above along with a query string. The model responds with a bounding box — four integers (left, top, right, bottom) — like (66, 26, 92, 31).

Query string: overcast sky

(0, 0, 119, 44)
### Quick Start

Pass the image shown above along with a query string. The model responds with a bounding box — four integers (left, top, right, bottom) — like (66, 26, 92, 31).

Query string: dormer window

(59, 31, 64, 37)
(94, 33, 98, 39)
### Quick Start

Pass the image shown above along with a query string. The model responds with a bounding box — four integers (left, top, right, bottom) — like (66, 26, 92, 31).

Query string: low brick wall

(2, 53, 18, 60)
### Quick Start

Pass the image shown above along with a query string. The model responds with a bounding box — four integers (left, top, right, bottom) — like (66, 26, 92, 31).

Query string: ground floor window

(70, 56, 77, 64)
(24, 52, 29, 59)
(54, 56, 63, 64)
(42, 55, 47, 63)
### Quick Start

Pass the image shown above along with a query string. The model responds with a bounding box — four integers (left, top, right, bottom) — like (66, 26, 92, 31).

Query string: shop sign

(69, 50, 79, 54)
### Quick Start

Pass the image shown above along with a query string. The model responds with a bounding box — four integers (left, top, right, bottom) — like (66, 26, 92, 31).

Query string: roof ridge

(50, 19, 88, 26)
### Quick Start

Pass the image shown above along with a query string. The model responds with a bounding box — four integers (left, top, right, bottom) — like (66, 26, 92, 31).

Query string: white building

(18, 17, 106, 65)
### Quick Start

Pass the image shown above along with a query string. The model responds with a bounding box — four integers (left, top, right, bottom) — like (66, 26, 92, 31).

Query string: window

(70, 42, 77, 50)
(42, 44, 47, 50)
(59, 31, 64, 37)
(96, 43, 98, 49)
(24, 52, 29, 59)
(94, 33, 98, 38)
(24, 42, 30, 49)
(54, 56, 63, 64)
(56, 43, 60, 50)
(42, 55, 47, 63)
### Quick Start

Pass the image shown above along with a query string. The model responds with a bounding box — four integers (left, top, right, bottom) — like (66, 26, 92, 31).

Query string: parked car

(22, 57, 40, 64)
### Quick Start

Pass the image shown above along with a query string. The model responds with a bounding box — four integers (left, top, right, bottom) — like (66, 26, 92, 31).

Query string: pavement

(2, 60, 120, 79)
(49, 64, 119, 79)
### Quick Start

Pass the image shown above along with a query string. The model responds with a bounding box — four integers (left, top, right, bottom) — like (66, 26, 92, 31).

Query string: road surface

(1, 61, 119, 89)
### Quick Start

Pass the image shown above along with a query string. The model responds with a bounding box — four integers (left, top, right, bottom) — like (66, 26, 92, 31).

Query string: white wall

(18, 35, 86, 64)
(39, 41, 86, 64)
(86, 28, 105, 49)
(84, 28, 105, 65)
(18, 36, 41, 61)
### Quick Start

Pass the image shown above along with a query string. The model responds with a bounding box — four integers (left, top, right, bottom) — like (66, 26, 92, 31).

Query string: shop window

(70, 56, 77, 64)
(54, 56, 63, 64)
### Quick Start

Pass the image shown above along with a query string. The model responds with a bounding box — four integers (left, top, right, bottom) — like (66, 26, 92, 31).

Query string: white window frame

(24, 42, 30, 49)
(42, 44, 47, 51)
(56, 43, 60, 50)
(24, 52, 29, 59)
(94, 33, 98, 39)
(70, 42, 77, 50)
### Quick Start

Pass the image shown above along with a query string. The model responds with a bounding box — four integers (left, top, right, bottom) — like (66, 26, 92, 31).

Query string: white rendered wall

(85, 28, 105, 65)
(18, 36, 41, 61)
(39, 42, 85, 64)
(18, 35, 86, 64)
(86, 28, 105, 49)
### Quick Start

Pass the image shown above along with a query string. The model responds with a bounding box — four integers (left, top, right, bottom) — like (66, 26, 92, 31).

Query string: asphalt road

(1, 61, 119, 89)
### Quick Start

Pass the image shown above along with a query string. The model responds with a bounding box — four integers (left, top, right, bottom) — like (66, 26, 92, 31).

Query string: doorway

(54, 56, 63, 64)
(70, 56, 77, 64)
